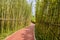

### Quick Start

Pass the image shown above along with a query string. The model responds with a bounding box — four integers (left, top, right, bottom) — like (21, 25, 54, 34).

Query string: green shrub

(31, 16, 35, 23)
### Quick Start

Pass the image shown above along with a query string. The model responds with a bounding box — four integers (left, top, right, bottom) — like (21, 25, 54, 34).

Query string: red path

(5, 23, 35, 40)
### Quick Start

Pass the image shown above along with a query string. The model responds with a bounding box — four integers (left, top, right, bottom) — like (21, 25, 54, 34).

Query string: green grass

(0, 31, 13, 40)
(31, 16, 35, 23)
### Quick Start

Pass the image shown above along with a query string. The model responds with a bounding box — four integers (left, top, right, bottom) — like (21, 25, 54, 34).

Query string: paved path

(5, 23, 35, 40)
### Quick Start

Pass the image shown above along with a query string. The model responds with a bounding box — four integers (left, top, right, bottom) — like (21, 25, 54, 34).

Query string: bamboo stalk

(1, 3, 4, 34)
(6, 0, 10, 33)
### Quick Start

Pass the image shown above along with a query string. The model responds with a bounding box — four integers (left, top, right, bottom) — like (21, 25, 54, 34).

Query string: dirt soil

(5, 23, 35, 40)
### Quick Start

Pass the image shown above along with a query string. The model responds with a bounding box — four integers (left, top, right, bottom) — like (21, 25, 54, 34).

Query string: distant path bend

(5, 23, 35, 40)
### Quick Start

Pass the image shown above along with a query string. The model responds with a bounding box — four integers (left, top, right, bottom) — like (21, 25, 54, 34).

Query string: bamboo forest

(0, 0, 60, 40)
(0, 0, 32, 40)
(35, 0, 60, 40)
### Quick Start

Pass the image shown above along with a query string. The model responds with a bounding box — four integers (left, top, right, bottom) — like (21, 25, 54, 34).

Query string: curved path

(5, 23, 35, 40)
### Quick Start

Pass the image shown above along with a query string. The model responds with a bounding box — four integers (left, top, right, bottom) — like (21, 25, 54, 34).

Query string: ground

(5, 23, 35, 40)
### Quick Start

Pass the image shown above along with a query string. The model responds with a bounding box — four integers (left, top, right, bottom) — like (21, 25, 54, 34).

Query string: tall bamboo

(0, 0, 32, 39)
(35, 0, 60, 40)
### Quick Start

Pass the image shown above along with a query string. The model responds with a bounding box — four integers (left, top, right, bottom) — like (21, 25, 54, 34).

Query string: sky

(27, 0, 36, 16)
